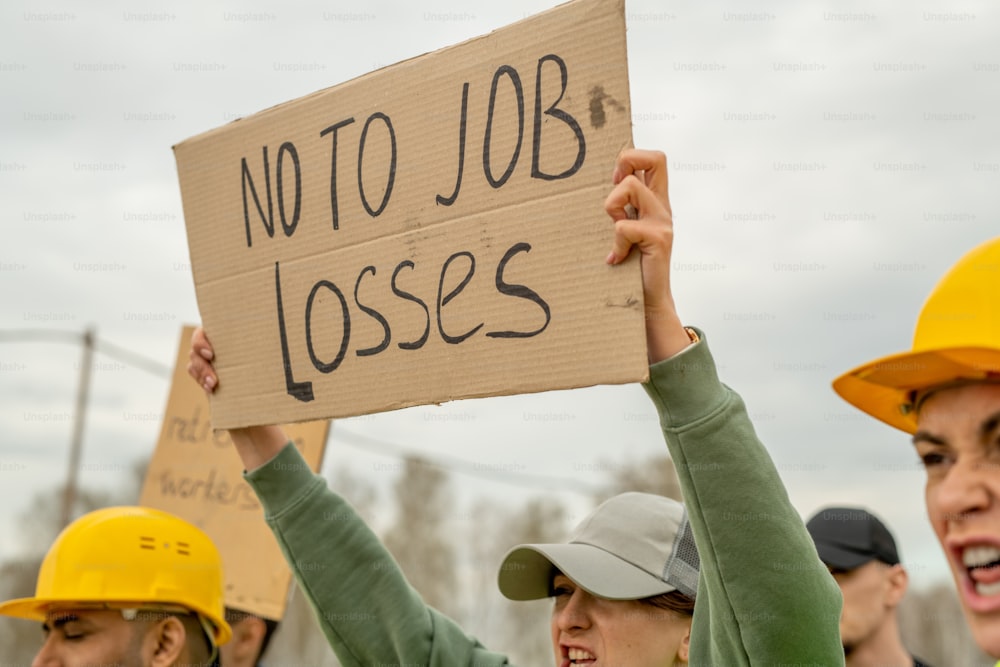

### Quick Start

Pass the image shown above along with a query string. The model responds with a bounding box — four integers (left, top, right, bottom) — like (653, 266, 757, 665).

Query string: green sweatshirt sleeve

(244, 445, 513, 667)
(643, 330, 844, 666)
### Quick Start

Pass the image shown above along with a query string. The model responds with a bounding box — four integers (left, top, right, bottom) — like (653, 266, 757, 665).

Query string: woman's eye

(919, 452, 948, 468)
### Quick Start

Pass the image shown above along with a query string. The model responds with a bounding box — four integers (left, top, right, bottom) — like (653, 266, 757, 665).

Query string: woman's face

(916, 382, 1000, 657)
(549, 574, 690, 667)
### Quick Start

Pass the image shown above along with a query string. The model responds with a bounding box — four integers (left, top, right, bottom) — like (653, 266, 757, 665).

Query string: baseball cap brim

(832, 347, 1000, 434)
(497, 542, 677, 602)
(812, 542, 876, 571)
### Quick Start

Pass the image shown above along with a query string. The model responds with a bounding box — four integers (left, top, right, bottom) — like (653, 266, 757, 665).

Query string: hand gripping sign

(174, 0, 646, 429)
(140, 325, 330, 619)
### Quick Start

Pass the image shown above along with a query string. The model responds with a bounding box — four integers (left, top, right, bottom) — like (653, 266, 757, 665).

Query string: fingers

(604, 172, 670, 224)
(191, 326, 214, 360)
(187, 326, 218, 393)
(605, 218, 639, 266)
(606, 216, 673, 267)
(612, 149, 668, 200)
(604, 174, 672, 264)
(608, 148, 686, 363)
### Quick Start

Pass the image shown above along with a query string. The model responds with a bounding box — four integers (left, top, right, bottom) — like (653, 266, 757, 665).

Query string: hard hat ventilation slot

(176, 541, 191, 556)
(139, 536, 156, 550)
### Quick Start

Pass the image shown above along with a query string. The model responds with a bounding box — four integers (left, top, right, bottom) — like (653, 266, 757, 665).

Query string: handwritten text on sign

(255, 56, 585, 401)
(175, 0, 647, 428)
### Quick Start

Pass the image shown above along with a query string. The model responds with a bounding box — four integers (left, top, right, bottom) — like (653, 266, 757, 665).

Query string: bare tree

(15, 484, 118, 555)
(263, 464, 378, 667)
(329, 464, 378, 526)
(383, 456, 460, 620)
(0, 556, 44, 667)
(264, 582, 342, 666)
(464, 495, 569, 666)
(595, 452, 683, 502)
(0, 479, 137, 663)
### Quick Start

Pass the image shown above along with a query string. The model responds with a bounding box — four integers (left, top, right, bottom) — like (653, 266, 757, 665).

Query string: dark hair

(223, 607, 281, 663)
(181, 613, 214, 665)
(640, 590, 695, 617)
(257, 618, 279, 660)
(135, 612, 214, 666)
(550, 568, 696, 617)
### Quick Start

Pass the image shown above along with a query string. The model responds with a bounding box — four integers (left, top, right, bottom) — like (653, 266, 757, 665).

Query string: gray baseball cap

(497, 492, 699, 601)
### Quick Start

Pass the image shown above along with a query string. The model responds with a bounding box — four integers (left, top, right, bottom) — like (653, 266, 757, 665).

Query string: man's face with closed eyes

(32, 608, 145, 667)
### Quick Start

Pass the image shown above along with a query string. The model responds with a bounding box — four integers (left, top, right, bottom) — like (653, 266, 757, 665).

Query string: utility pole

(1, 327, 170, 528)
(60, 327, 94, 529)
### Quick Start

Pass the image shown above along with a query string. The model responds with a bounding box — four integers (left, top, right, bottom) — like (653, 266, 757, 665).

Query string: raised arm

(607, 149, 844, 665)
(186, 328, 511, 666)
(603, 148, 691, 363)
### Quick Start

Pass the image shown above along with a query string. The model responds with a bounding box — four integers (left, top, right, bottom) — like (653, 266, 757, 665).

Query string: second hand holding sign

(174, 0, 646, 428)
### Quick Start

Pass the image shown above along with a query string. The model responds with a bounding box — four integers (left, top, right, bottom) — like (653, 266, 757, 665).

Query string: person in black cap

(807, 506, 932, 667)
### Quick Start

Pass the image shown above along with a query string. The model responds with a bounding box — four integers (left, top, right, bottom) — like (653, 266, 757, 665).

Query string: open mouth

(565, 647, 596, 665)
(964, 545, 1000, 597)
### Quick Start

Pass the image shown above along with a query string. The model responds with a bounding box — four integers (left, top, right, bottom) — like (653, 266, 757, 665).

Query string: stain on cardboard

(605, 295, 641, 310)
(589, 85, 625, 129)
(174, 0, 648, 427)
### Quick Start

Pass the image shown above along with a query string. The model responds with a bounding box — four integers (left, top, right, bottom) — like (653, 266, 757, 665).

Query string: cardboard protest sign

(139, 325, 329, 620)
(174, 0, 646, 429)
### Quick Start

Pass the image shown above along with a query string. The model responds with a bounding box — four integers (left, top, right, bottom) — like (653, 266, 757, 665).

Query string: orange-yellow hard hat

(0, 506, 231, 646)
(833, 236, 1000, 433)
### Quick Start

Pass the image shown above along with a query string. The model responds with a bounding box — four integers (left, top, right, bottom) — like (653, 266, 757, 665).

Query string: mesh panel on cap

(663, 512, 699, 599)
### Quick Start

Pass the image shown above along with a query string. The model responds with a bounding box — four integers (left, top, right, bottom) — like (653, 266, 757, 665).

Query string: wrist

(229, 425, 288, 471)
(645, 313, 690, 364)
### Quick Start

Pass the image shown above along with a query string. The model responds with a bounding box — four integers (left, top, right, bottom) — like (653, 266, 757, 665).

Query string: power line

(1, 328, 606, 496)
(0, 327, 170, 528)
(95, 338, 171, 378)
(0, 328, 84, 345)
(0, 328, 171, 378)
(331, 426, 604, 497)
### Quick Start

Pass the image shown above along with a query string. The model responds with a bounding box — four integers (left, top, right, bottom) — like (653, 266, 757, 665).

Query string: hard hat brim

(0, 596, 232, 646)
(0, 596, 48, 622)
(833, 346, 1000, 434)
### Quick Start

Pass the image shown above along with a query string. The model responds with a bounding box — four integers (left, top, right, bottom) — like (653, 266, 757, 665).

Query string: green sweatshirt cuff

(244, 442, 319, 517)
(642, 327, 729, 428)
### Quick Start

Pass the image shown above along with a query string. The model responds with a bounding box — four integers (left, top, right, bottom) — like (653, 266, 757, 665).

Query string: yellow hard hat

(833, 236, 1000, 433)
(0, 506, 231, 646)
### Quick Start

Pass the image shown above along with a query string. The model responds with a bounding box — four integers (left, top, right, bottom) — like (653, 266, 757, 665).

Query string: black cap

(806, 506, 900, 570)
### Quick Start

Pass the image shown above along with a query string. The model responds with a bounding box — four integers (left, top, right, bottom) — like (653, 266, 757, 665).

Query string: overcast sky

(2, 0, 998, 596)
